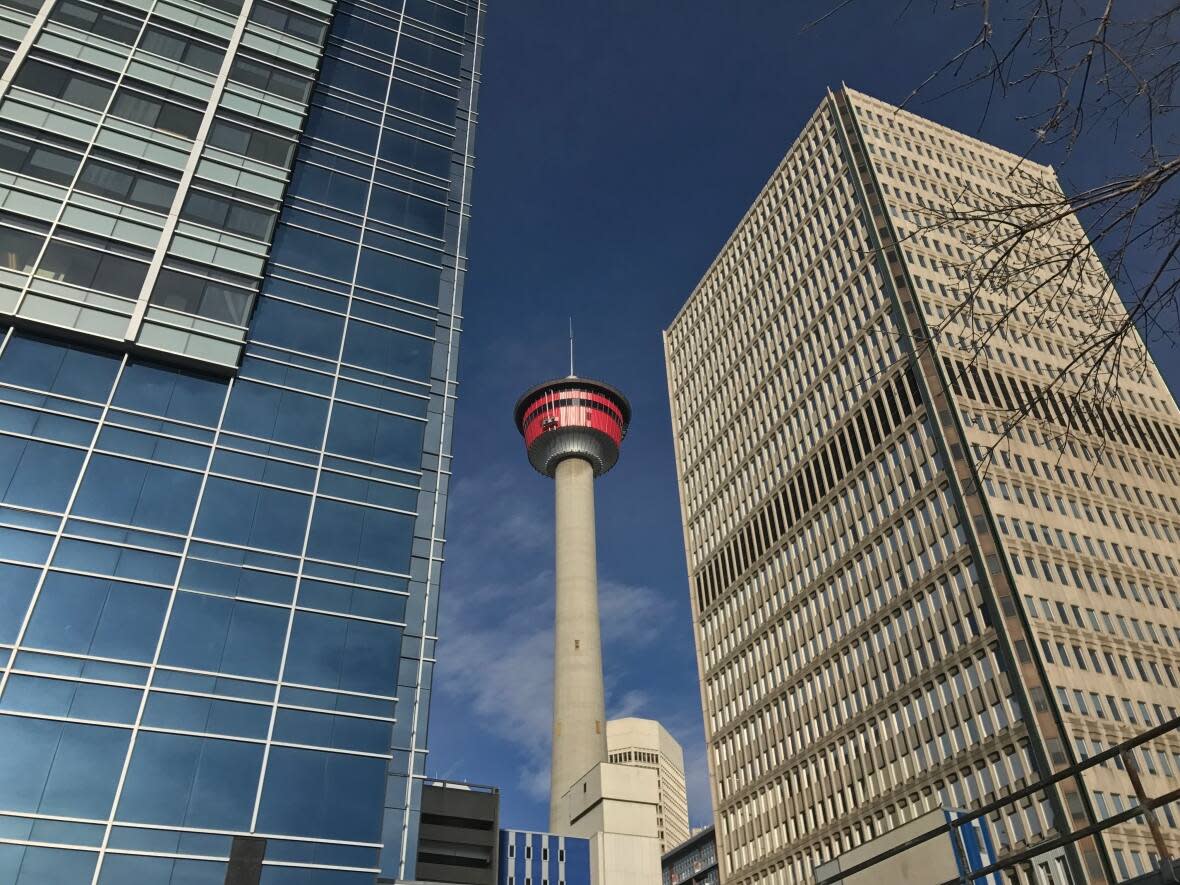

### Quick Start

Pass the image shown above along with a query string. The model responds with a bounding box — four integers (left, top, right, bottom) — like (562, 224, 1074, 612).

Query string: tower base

(554, 762, 662, 885)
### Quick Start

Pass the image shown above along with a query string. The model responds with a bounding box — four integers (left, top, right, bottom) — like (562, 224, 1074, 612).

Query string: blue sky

(425, 1, 1180, 832)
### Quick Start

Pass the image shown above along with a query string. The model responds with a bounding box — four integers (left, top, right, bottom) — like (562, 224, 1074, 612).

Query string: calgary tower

(513, 358, 631, 832)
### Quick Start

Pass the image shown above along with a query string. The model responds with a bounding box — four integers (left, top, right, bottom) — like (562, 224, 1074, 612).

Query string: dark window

(355, 249, 441, 305)
(248, 297, 343, 358)
(151, 267, 255, 325)
(0, 133, 80, 184)
(404, 0, 465, 34)
(143, 692, 271, 739)
(181, 190, 277, 240)
(0, 562, 39, 643)
(13, 58, 112, 109)
(110, 86, 202, 138)
(208, 119, 295, 167)
(342, 320, 434, 379)
(36, 240, 149, 297)
(250, 1, 327, 44)
(399, 33, 462, 78)
(0, 225, 45, 273)
(390, 78, 456, 124)
(76, 157, 178, 212)
(139, 25, 224, 72)
(49, 0, 142, 44)
(94, 855, 228, 883)
(229, 55, 312, 102)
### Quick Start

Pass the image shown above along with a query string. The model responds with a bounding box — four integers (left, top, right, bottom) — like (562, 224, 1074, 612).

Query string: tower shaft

(549, 456, 608, 831)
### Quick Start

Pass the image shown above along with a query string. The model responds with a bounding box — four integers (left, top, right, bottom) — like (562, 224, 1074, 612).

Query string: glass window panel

(0, 715, 128, 818)
(74, 454, 202, 532)
(111, 90, 161, 126)
(274, 708, 389, 753)
(288, 162, 368, 214)
(159, 591, 287, 679)
(98, 854, 227, 885)
(283, 610, 400, 695)
(114, 362, 227, 426)
(222, 380, 327, 449)
(268, 225, 358, 280)
(249, 298, 343, 359)
(256, 746, 385, 841)
(379, 129, 450, 178)
(0, 226, 45, 273)
(24, 572, 169, 661)
(0, 562, 38, 642)
(142, 692, 270, 739)
(0, 333, 120, 400)
(0, 435, 85, 511)
(117, 732, 262, 830)
(341, 320, 434, 379)
(389, 79, 455, 123)
(180, 559, 295, 604)
(51, 0, 142, 44)
(306, 498, 414, 572)
(0, 844, 97, 885)
(326, 403, 424, 466)
(140, 28, 186, 62)
(354, 250, 441, 306)
(302, 107, 378, 154)
(195, 477, 311, 554)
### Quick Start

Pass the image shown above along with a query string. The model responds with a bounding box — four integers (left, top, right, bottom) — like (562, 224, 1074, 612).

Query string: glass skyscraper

(0, 0, 481, 881)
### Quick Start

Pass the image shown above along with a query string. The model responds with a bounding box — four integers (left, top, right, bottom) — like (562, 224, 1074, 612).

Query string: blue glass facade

(0, 0, 482, 881)
(498, 831, 591, 885)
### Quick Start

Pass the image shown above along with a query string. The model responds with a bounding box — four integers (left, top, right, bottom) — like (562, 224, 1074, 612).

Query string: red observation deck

(513, 376, 631, 478)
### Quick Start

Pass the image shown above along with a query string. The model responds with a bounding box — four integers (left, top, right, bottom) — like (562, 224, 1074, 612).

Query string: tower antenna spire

(568, 317, 575, 377)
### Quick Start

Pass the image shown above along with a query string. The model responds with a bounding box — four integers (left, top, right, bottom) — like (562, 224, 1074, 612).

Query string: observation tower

(513, 372, 631, 832)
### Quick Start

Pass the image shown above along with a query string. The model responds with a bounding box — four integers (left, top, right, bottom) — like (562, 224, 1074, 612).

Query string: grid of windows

(847, 86, 1180, 878)
(664, 87, 1180, 885)
(0, 0, 482, 882)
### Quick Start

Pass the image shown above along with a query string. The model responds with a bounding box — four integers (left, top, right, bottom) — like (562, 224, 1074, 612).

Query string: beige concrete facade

(663, 87, 1180, 885)
(560, 762, 663, 885)
(607, 717, 691, 853)
(551, 456, 609, 832)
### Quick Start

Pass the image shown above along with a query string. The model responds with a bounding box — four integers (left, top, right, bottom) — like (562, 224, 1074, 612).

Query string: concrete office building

(0, 0, 482, 881)
(662, 826, 719, 885)
(607, 717, 691, 853)
(663, 87, 1180, 885)
(415, 781, 499, 885)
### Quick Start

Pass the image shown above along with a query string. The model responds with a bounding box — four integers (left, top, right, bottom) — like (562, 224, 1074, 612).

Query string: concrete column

(549, 456, 608, 832)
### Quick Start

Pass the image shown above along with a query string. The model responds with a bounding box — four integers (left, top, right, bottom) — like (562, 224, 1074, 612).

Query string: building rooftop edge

(666, 84, 1058, 336)
(661, 824, 716, 862)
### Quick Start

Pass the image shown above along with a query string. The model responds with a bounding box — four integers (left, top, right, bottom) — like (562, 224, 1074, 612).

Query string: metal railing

(814, 716, 1180, 885)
